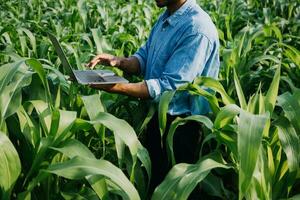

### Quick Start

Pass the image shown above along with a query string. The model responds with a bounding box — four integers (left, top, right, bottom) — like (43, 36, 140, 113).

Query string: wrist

(118, 57, 128, 70)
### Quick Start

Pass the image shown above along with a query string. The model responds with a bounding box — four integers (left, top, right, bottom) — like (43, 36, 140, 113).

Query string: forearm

(104, 81, 150, 99)
(118, 56, 141, 75)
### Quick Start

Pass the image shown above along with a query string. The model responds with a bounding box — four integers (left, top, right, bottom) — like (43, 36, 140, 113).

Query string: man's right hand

(87, 53, 122, 69)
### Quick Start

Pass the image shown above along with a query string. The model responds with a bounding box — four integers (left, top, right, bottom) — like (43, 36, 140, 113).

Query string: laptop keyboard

(74, 71, 104, 83)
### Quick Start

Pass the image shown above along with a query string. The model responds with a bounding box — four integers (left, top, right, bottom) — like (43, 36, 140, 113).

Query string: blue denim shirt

(133, 0, 220, 115)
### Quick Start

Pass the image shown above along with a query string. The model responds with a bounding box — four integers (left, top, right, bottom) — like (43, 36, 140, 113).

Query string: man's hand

(87, 53, 141, 75)
(87, 53, 122, 69)
(89, 83, 117, 92)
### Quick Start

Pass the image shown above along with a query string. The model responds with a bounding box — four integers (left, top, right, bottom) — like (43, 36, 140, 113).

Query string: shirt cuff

(132, 53, 145, 75)
(145, 79, 161, 101)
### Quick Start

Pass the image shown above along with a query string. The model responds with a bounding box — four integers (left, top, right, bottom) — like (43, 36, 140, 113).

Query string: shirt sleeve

(132, 43, 148, 75)
(145, 33, 212, 100)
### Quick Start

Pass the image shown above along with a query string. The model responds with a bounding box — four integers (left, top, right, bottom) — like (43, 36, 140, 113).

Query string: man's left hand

(89, 83, 117, 92)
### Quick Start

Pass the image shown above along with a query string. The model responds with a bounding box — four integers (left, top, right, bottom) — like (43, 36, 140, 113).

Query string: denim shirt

(133, 0, 220, 115)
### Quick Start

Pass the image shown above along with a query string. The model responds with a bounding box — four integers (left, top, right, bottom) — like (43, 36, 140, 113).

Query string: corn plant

(1, 0, 300, 199)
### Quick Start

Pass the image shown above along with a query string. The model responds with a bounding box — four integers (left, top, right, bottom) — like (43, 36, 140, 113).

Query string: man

(88, 0, 220, 193)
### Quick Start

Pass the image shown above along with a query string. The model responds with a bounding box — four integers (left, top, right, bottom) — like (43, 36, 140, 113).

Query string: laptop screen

(48, 33, 76, 79)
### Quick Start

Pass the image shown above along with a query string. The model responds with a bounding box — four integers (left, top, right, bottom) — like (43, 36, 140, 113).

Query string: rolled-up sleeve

(145, 33, 212, 100)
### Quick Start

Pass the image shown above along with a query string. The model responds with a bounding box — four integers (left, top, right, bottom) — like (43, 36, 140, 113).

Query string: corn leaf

(214, 104, 241, 129)
(51, 139, 108, 199)
(151, 155, 230, 200)
(82, 95, 151, 189)
(193, 76, 235, 105)
(275, 117, 300, 172)
(264, 65, 281, 113)
(0, 133, 21, 200)
(238, 110, 269, 198)
(158, 91, 175, 137)
(45, 156, 140, 200)
(166, 115, 213, 166)
(277, 90, 300, 134)
(0, 64, 32, 122)
(233, 69, 247, 110)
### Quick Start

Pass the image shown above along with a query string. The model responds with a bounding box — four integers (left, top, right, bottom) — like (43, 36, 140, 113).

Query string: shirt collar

(162, 0, 196, 27)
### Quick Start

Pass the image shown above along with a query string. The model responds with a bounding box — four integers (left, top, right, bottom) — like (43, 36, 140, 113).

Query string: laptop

(48, 33, 128, 85)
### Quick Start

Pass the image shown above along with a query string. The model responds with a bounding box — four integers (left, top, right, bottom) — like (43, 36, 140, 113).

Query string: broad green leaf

(81, 94, 106, 155)
(29, 100, 52, 134)
(264, 65, 281, 113)
(0, 60, 27, 125)
(45, 156, 140, 200)
(247, 147, 272, 200)
(0, 133, 21, 200)
(51, 139, 95, 159)
(16, 105, 40, 147)
(275, 117, 300, 172)
(24, 137, 53, 184)
(18, 28, 37, 55)
(214, 104, 241, 129)
(91, 29, 103, 54)
(233, 69, 247, 110)
(51, 139, 108, 199)
(158, 91, 175, 137)
(277, 90, 300, 134)
(166, 115, 213, 165)
(82, 95, 151, 189)
(179, 83, 220, 114)
(138, 103, 156, 135)
(244, 55, 281, 71)
(77, 0, 88, 28)
(61, 187, 99, 200)
(26, 59, 52, 106)
(0, 64, 32, 123)
(53, 109, 77, 143)
(193, 76, 235, 105)
(238, 110, 269, 198)
(90, 112, 151, 184)
(151, 155, 230, 200)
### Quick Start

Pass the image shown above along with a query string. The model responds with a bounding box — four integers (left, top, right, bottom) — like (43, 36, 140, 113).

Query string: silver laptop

(48, 33, 128, 85)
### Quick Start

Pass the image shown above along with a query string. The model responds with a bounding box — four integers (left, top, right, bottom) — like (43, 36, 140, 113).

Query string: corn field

(0, 0, 300, 199)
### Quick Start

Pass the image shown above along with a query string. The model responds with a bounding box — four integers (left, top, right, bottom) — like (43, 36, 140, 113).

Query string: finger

(90, 62, 98, 69)
(87, 55, 101, 68)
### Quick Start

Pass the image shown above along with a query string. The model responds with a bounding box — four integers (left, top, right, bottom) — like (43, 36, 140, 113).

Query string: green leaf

(166, 115, 213, 166)
(0, 64, 32, 122)
(51, 139, 108, 199)
(45, 156, 141, 200)
(77, 0, 88, 28)
(277, 90, 300, 134)
(26, 59, 52, 106)
(264, 65, 281, 113)
(51, 139, 95, 159)
(238, 110, 269, 197)
(158, 91, 175, 137)
(233, 69, 247, 110)
(18, 28, 37, 55)
(275, 117, 300, 172)
(16, 105, 40, 147)
(151, 155, 230, 200)
(214, 104, 241, 129)
(0, 133, 21, 200)
(81, 94, 106, 155)
(179, 83, 220, 114)
(82, 95, 151, 189)
(193, 76, 235, 105)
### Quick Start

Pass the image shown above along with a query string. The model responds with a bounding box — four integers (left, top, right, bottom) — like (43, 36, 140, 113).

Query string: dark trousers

(144, 113, 202, 195)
